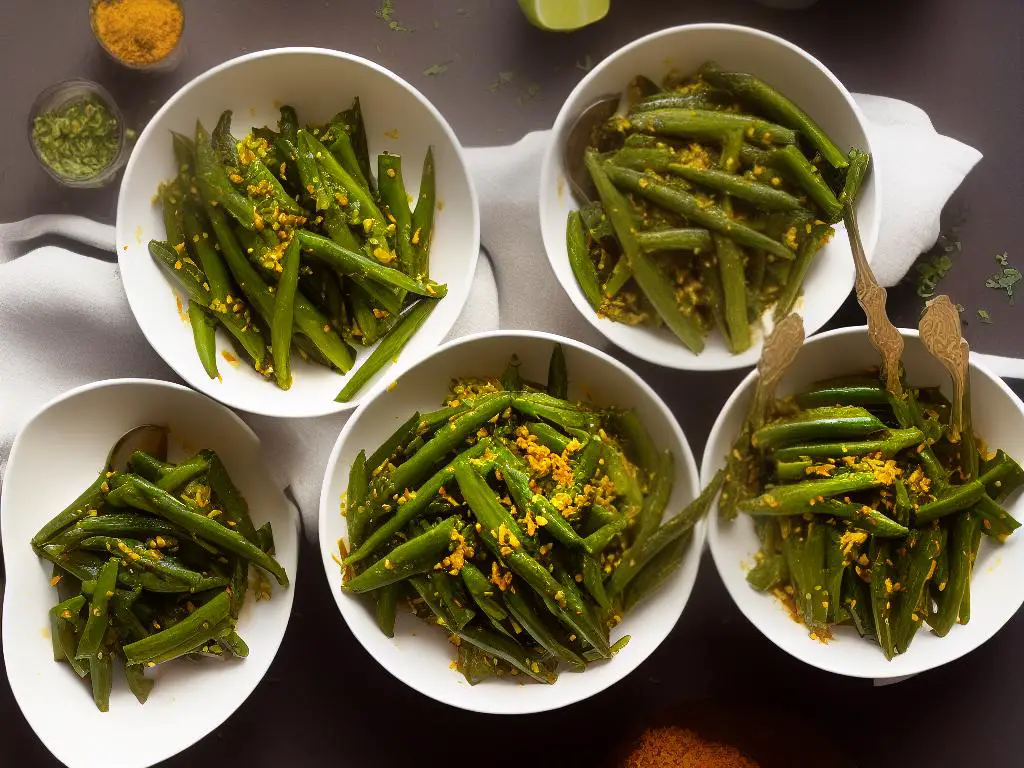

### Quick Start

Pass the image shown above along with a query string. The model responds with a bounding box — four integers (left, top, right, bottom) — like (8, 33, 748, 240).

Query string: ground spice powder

(91, 0, 183, 67)
(625, 726, 760, 768)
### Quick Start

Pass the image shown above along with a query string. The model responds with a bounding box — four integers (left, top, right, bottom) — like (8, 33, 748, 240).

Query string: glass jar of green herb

(28, 80, 128, 187)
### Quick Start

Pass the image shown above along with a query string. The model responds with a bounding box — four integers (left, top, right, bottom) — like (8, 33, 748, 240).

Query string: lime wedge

(518, 0, 610, 31)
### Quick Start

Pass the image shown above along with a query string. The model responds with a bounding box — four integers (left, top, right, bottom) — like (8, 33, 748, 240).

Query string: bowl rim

(318, 328, 703, 713)
(115, 46, 481, 419)
(538, 22, 882, 372)
(701, 324, 1024, 679)
(0, 376, 299, 768)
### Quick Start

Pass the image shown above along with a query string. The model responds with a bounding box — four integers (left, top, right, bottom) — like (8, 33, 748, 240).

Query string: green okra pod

(32, 471, 109, 546)
(738, 472, 885, 516)
(410, 147, 435, 277)
(771, 425, 919, 462)
(115, 475, 289, 586)
(502, 587, 586, 672)
(751, 406, 886, 451)
(603, 163, 796, 262)
(608, 470, 723, 597)
(628, 108, 798, 146)
(586, 152, 707, 352)
(668, 164, 803, 211)
(460, 562, 508, 623)
(566, 211, 603, 312)
(270, 237, 301, 390)
(75, 558, 118, 661)
(346, 442, 490, 566)
(123, 591, 232, 666)
(634, 227, 713, 254)
(377, 152, 416, 276)
(335, 299, 439, 403)
(699, 61, 848, 169)
(344, 517, 458, 593)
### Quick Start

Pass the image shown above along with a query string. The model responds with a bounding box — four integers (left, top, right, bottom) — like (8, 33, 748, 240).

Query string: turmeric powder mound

(91, 0, 184, 67)
(625, 726, 760, 768)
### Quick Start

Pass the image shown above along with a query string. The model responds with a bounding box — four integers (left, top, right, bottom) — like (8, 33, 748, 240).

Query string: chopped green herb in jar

(31, 95, 120, 181)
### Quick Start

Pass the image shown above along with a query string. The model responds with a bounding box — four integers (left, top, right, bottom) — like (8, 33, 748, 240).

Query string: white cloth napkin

(0, 95, 993, 543)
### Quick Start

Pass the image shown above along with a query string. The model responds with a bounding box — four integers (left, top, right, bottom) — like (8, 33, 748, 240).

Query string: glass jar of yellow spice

(89, 0, 185, 71)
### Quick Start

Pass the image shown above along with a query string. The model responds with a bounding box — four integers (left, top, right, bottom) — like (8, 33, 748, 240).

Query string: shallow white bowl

(1, 379, 299, 768)
(319, 330, 701, 713)
(117, 47, 480, 418)
(539, 23, 881, 372)
(702, 327, 1024, 679)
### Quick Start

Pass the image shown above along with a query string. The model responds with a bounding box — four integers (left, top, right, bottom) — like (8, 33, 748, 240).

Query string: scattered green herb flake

(422, 62, 450, 77)
(377, 0, 413, 32)
(915, 254, 953, 298)
(955, 303, 965, 313)
(518, 83, 541, 106)
(487, 70, 515, 92)
(986, 253, 1022, 303)
(977, 309, 993, 324)
(912, 230, 961, 298)
(576, 55, 594, 72)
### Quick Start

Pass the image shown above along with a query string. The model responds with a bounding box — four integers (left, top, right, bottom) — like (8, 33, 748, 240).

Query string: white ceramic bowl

(319, 331, 701, 713)
(703, 327, 1024, 679)
(1, 379, 299, 768)
(539, 24, 881, 372)
(117, 47, 480, 418)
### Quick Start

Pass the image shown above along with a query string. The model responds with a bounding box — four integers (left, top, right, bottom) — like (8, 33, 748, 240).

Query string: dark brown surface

(1, 1, 1022, 766)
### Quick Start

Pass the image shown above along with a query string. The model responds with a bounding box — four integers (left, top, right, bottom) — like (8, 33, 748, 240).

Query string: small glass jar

(89, 0, 185, 72)
(28, 79, 128, 188)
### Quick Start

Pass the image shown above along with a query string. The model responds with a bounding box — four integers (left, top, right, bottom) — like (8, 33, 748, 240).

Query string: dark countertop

(1, 1, 1022, 766)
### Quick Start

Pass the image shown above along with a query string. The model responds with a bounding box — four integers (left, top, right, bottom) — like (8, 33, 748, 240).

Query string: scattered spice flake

(912, 229, 961, 298)
(376, 0, 413, 32)
(423, 62, 450, 77)
(576, 55, 594, 72)
(518, 83, 541, 106)
(978, 308, 993, 324)
(487, 70, 515, 92)
(221, 351, 241, 367)
(175, 294, 188, 322)
(384, 128, 400, 140)
(986, 252, 1021, 303)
